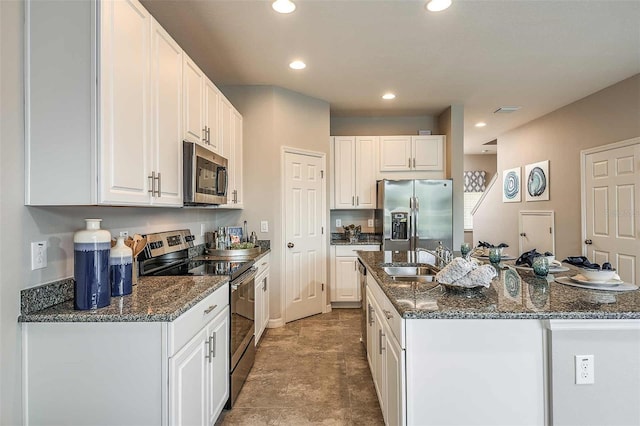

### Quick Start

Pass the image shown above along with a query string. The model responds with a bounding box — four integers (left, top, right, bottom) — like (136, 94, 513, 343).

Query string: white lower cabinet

(366, 276, 406, 426)
(255, 254, 271, 345)
(23, 283, 230, 426)
(330, 245, 379, 303)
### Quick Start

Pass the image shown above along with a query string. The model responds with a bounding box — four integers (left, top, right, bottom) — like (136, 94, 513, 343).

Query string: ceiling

(142, 0, 640, 154)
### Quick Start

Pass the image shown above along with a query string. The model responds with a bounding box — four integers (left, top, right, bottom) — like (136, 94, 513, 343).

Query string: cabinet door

(182, 55, 204, 144)
(379, 136, 412, 172)
(413, 135, 444, 171)
(207, 306, 230, 425)
(255, 269, 270, 344)
(333, 137, 356, 208)
(169, 327, 208, 426)
(355, 136, 377, 208)
(203, 78, 221, 153)
(99, 0, 151, 205)
(384, 330, 405, 426)
(372, 304, 385, 410)
(334, 256, 359, 302)
(218, 96, 237, 208)
(232, 110, 244, 207)
(150, 18, 183, 206)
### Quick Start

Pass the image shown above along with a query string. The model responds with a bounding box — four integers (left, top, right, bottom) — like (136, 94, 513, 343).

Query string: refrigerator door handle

(414, 197, 420, 213)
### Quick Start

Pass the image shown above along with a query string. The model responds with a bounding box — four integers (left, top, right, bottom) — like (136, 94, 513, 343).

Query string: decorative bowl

(579, 267, 617, 282)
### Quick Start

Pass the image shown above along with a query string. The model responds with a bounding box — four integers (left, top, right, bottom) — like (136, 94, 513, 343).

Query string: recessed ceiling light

(382, 93, 396, 100)
(426, 0, 452, 12)
(475, 122, 487, 128)
(289, 60, 306, 70)
(272, 0, 296, 14)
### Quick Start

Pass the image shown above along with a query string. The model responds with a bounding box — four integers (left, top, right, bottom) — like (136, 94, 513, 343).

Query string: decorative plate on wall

(525, 160, 550, 201)
(502, 167, 521, 203)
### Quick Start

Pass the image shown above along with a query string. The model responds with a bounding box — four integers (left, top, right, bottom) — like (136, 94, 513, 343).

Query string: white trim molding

(545, 319, 640, 331)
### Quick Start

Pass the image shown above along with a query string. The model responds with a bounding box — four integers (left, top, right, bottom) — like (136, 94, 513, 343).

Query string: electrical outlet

(260, 221, 269, 233)
(368, 219, 374, 227)
(336, 219, 342, 228)
(31, 241, 47, 270)
(575, 355, 595, 384)
(119, 231, 129, 237)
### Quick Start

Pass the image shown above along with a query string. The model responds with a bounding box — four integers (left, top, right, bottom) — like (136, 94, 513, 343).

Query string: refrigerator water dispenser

(391, 212, 409, 240)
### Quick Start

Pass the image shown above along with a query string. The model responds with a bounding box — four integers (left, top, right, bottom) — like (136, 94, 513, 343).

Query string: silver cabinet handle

(148, 171, 156, 195)
(211, 332, 216, 359)
(234, 189, 238, 203)
(156, 172, 161, 197)
(207, 126, 211, 144)
(356, 195, 359, 206)
(205, 336, 212, 362)
(379, 329, 384, 354)
(204, 304, 218, 315)
(287, 242, 294, 248)
(408, 158, 411, 168)
(352, 195, 355, 206)
(413, 157, 416, 168)
(383, 309, 393, 320)
(202, 127, 208, 144)
(262, 278, 267, 291)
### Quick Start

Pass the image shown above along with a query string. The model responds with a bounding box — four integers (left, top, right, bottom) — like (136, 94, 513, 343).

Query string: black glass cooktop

(146, 258, 253, 281)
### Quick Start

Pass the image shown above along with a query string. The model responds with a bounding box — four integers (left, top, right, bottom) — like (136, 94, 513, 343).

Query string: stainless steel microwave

(183, 141, 228, 205)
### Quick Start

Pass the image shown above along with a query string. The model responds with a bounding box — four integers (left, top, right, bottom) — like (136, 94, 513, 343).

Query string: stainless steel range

(138, 229, 256, 408)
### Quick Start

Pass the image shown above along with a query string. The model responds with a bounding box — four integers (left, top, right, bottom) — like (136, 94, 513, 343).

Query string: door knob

(585, 239, 593, 245)
(287, 242, 294, 248)
(520, 233, 526, 237)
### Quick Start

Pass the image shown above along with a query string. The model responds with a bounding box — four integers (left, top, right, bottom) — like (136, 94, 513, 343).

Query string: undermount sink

(382, 265, 439, 283)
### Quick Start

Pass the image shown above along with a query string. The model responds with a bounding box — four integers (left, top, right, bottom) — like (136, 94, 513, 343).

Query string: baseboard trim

(267, 317, 285, 328)
(331, 301, 362, 309)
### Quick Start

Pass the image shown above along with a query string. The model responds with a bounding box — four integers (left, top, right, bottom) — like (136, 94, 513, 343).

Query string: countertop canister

(74, 219, 111, 310)
(110, 236, 133, 297)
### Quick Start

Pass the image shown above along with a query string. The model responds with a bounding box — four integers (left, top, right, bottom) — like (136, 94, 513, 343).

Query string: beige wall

(330, 115, 438, 136)
(438, 105, 465, 250)
(464, 154, 497, 185)
(474, 74, 640, 258)
(222, 85, 331, 322)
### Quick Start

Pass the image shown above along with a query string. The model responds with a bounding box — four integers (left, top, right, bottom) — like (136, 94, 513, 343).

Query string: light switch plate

(260, 221, 269, 233)
(336, 219, 342, 228)
(368, 219, 374, 227)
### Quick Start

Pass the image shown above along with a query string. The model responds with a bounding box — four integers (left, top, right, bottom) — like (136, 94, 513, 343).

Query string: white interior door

(583, 139, 639, 284)
(519, 211, 555, 255)
(284, 150, 326, 322)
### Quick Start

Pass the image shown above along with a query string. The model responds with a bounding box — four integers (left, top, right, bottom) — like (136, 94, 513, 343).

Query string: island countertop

(19, 275, 229, 323)
(357, 251, 640, 320)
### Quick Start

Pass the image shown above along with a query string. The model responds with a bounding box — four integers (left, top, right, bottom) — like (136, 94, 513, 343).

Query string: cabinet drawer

(335, 244, 380, 256)
(256, 253, 270, 276)
(169, 282, 229, 356)
(367, 274, 404, 349)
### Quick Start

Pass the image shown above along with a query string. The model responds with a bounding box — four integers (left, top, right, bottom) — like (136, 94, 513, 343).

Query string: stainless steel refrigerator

(375, 179, 453, 251)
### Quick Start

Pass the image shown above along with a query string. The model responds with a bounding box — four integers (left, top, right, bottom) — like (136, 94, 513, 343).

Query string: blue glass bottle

(110, 236, 133, 297)
(74, 219, 111, 310)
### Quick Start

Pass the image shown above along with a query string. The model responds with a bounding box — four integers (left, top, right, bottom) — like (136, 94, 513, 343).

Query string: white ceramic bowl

(545, 255, 561, 266)
(580, 268, 617, 282)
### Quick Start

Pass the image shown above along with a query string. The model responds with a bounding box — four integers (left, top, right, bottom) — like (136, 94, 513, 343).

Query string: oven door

(230, 267, 256, 369)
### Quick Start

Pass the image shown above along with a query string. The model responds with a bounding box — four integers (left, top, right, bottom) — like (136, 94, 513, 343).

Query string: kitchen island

(358, 251, 640, 426)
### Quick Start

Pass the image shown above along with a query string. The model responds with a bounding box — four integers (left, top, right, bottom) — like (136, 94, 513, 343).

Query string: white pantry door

(583, 139, 639, 284)
(284, 150, 326, 322)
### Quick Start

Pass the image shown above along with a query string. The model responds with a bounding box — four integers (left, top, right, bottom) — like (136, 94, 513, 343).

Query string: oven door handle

(231, 267, 258, 291)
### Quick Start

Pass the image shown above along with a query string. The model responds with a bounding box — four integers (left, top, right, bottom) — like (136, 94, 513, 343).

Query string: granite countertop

(358, 251, 640, 320)
(331, 233, 382, 245)
(19, 275, 229, 323)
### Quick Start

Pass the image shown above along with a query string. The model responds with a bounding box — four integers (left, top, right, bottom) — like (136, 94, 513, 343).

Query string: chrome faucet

(416, 246, 452, 268)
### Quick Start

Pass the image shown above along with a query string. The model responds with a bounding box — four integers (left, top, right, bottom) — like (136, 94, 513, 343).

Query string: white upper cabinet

(380, 135, 444, 172)
(219, 96, 243, 208)
(26, 0, 183, 206)
(99, 0, 151, 205)
(182, 55, 204, 145)
(333, 136, 377, 209)
(204, 78, 221, 153)
(149, 19, 183, 206)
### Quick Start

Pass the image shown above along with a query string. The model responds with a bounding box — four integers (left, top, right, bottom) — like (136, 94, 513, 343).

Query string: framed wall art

(502, 167, 521, 203)
(525, 160, 549, 201)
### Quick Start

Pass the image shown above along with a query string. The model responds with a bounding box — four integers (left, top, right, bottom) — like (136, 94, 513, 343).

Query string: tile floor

(217, 309, 384, 425)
